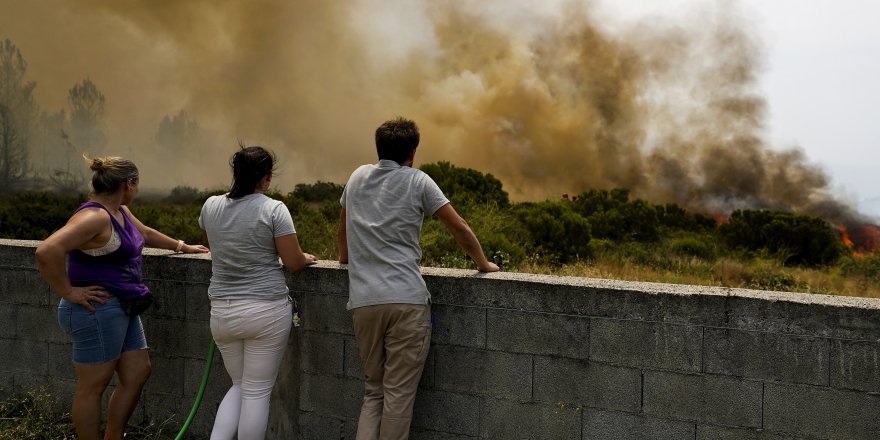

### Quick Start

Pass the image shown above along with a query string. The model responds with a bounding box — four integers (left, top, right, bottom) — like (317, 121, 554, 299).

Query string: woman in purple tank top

(35, 155, 208, 440)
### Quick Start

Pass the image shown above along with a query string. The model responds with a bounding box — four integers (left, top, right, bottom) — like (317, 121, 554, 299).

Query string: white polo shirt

(341, 160, 449, 310)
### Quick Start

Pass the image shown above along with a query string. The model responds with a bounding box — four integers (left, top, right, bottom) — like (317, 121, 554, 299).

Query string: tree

(155, 110, 202, 178)
(156, 110, 199, 150)
(0, 39, 38, 191)
(67, 78, 106, 152)
(573, 188, 660, 242)
(48, 128, 87, 193)
(419, 161, 510, 208)
(289, 181, 344, 203)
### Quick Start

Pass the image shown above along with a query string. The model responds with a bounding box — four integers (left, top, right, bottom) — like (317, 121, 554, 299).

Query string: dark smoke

(0, 0, 869, 225)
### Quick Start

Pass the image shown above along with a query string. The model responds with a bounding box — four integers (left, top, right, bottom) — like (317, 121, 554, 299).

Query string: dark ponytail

(228, 145, 276, 199)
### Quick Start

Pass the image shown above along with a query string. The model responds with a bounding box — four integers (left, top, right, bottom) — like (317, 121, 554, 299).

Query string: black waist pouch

(120, 293, 154, 316)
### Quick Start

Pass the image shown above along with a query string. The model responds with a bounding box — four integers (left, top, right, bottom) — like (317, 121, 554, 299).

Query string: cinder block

(420, 348, 435, 389)
(143, 255, 189, 283)
(723, 295, 880, 341)
(301, 331, 345, 375)
(533, 356, 640, 412)
(704, 328, 829, 385)
(301, 293, 353, 335)
(643, 370, 762, 428)
(479, 397, 581, 440)
(183, 282, 211, 321)
(1, 269, 54, 306)
(290, 266, 349, 295)
(144, 317, 187, 358)
(434, 346, 532, 400)
(412, 389, 480, 436)
(48, 342, 75, 380)
(0, 241, 39, 269)
(296, 412, 350, 440)
(298, 373, 364, 419)
(0, 304, 18, 338)
(144, 355, 185, 396)
(0, 338, 49, 374)
(179, 320, 214, 359)
(147, 279, 189, 320)
(410, 430, 477, 440)
(583, 408, 695, 440)
(432, 304, 486, 348)
(830, 338, 880, 392)
(11, 373, 53, 396)
(697, 424, 808, 440)
(764, 382, 880, 440)
(344, 336, 363, 378)
(143, 252, 212, 284)
(17, 304, 67, 344)
(182, 351, 230, 403)
(487, 309, 589, 359)
(590, 318, 702, 372)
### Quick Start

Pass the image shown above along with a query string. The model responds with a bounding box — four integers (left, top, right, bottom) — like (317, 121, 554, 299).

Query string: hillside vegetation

(2, 162, 877, 298)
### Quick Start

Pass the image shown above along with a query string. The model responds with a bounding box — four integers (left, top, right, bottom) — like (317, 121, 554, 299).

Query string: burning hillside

(840, 224, 880, 257)
(1, 0, 872, 229)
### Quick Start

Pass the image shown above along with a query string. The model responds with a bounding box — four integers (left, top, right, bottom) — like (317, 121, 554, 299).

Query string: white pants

(209, 297, 292, 440)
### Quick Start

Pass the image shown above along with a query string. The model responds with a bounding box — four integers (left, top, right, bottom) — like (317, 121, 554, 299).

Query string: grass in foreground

(0, 387, 184, 440)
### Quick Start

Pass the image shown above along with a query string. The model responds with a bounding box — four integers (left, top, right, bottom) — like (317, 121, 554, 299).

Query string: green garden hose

(174, 339, 217, 440)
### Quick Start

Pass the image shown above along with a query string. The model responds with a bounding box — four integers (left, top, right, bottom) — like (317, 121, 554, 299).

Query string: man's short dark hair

(376, 117, 420, 164)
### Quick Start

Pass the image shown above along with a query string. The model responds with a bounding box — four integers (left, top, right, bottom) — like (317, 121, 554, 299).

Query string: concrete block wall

(2, 239, 880, 439)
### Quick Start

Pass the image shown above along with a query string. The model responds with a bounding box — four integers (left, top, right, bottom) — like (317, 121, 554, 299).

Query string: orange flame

(838, 224, 879, 257)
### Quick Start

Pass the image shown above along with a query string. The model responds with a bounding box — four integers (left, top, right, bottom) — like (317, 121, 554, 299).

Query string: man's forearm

(450, 226, 492, 270)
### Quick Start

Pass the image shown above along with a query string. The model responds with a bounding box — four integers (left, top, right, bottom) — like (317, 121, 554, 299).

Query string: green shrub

(290, 181, 344, 203)
(669, 237, 716, 261)
(514, 201, 591, 263)
(656, 203, 717, 232)
(420, 161, 510, 208)
(840, 255, 880, 279)
(719, 209, 845, 267)
(572, 189, 659, 242)
(0, 192, 86, 239)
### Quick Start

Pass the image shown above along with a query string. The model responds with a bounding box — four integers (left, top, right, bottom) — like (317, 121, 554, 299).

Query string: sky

(1, 0, 877, 218)
(595, 0, 880, 213)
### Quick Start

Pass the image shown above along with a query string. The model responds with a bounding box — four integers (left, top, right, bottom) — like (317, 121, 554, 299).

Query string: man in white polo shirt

(338, 117, 499, 440)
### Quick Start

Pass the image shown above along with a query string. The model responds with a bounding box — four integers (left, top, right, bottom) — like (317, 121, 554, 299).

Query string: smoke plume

(0, 0, 867, 224)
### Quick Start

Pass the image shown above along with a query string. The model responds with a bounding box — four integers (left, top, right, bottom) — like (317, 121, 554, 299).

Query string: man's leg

(378, 305, 431, 440)
(352, 305, 390, 440)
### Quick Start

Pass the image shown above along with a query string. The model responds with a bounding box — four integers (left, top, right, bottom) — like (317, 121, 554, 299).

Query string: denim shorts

(57, 297, 148, 364)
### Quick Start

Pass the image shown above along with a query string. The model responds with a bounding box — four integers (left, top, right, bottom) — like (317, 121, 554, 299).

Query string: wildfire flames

(838, 224, 880, 257)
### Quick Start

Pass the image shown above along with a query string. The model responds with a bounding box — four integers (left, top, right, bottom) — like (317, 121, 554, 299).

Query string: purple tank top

(67, 201, 150, 301)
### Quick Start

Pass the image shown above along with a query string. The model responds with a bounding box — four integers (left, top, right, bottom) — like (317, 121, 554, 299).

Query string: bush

(420, 203, 527, 270)
(420, 161, 510, 208)
(572, 188, 659, 242)
(656, 203, 717, 232)
(0, 192, 86, 239)
(719, 209, 845, 267)
(670, 237, 716, 261)
(514, 201, 591, 263)
(290, 181, 344, 203)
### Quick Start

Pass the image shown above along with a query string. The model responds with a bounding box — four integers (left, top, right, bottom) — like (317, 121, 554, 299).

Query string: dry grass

(512, 254, 880, 298)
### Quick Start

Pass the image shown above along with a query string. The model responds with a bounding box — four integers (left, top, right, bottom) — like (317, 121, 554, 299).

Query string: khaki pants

(352, 304, 431, 440)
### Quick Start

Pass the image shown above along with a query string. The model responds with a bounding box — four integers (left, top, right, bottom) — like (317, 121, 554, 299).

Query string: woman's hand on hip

(64, 286, 111, 313)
